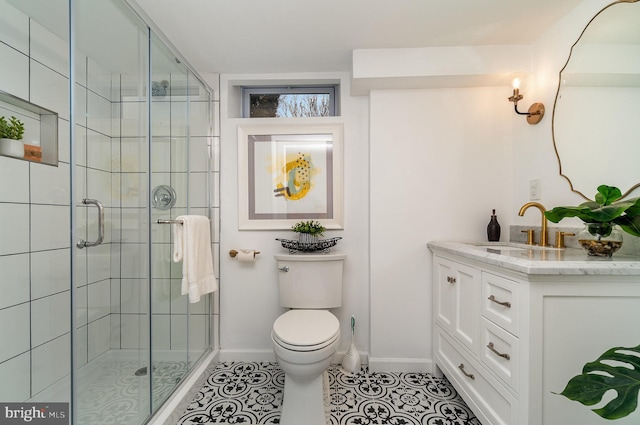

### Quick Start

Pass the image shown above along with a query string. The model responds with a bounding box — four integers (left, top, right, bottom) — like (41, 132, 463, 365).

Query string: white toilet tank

(274, 253, 346, 309)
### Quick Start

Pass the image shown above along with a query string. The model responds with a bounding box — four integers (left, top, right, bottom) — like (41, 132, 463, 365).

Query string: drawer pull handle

(447, 276, 456, 284)
(487, 342, 511, 360)
(488, 295, 511, 308)
(458, 363, 475, 380)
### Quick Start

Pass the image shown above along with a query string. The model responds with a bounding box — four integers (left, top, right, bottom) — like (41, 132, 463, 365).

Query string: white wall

(367, 0, 640, 371)
(369, 87, 515, 371)
(216, 0, 639, 370)
(218, 72, 370, 361)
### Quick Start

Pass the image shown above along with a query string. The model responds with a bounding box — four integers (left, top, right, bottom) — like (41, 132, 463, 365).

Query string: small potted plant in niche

(544, 185, 640, 257)
(0, 116, 25, 158)
(291, 220, 325, 244)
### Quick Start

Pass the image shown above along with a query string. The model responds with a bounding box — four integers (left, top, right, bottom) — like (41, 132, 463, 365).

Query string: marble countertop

(427, 241, 640, 275)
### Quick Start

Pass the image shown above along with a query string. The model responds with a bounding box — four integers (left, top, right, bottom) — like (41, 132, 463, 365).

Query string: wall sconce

(508, 78, 545, 125)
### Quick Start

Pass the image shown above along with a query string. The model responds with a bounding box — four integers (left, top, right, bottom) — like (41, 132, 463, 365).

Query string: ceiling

(133, 0, 583, 75)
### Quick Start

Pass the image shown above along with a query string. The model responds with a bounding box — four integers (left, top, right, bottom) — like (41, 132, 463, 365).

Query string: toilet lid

(273, 310, 339, 347)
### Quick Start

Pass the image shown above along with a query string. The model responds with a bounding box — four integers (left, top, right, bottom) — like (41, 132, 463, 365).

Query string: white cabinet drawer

(482, 272, 519, 335)
(480, 317, 519, 391)
(435, 326, 517, 425)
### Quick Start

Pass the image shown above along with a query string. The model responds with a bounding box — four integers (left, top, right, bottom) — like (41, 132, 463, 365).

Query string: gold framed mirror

(552, 0, 640, 200)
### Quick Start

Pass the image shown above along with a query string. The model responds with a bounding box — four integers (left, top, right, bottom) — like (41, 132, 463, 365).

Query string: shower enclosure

(0, 1, 218, 424)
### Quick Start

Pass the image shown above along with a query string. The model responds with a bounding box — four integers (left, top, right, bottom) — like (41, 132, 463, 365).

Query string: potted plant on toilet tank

(291, 220, 325, 243)
(276, 220, 341, 253)
(0, 115, 25, 158)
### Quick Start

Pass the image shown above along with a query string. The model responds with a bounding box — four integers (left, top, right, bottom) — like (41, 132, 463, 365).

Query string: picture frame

(238, 122, 344, 230)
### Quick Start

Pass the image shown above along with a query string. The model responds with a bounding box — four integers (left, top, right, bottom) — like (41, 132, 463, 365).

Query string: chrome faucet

(518, 202, 549, 247)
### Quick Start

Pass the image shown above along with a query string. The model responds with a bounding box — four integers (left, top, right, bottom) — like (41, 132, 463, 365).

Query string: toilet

(272, 253, 346, 425)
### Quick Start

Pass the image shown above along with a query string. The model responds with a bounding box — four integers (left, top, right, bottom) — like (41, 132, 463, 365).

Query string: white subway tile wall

(31, 334, 70, 395)
(30, 61, 69, 121)
(87, 316, 111, 362)
(0, 353, 30, 401)
(31, 292, 71, 347)
(0, 0, 220, 407)
(0, 254, 30, 309)
(30, 19, 68, 77)
(0, 42, 29, 98)
(31, 249, 70, 299)
(0, 304, 30, 361)
(0, 2, 74, 396)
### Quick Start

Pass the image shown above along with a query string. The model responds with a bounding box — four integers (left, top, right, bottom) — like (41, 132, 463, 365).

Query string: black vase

(487, 209, 501, 242)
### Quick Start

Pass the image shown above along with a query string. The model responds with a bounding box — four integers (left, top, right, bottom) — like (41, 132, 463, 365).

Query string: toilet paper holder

(229, 249, 260, 258)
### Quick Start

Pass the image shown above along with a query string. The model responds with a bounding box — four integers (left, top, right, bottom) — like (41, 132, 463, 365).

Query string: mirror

(552, 0, 640, 200)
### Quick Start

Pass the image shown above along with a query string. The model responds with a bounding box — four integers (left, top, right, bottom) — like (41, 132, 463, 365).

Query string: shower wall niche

(0, 1, 219, 424)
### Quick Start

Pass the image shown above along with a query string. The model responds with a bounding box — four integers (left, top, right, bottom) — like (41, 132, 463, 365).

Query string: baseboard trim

(219, 349, 276, 363)
(219, 349, 370, 366)
(368, 357, 434, 373)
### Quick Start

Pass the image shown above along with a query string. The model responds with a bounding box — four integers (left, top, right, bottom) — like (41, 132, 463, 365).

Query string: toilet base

(280, 370, 329, 425)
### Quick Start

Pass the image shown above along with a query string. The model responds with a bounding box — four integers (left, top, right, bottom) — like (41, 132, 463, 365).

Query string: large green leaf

(558, 345, 640, 420)
(589, 203, 636, 222)
(623, 198, 640, 217)
(545, 206, 595, 223)
(615, 215, 640, 237)
(595, 185, 622, 206)
(545, 199, 639, 224)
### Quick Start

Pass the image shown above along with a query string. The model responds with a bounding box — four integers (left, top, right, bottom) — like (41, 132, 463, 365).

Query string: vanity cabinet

(430, 244, 640, 425)
(433, 257, 480, 353)
(433, 255, 517, 425)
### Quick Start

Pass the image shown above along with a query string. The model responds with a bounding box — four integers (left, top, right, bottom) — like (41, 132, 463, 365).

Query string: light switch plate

(530, 179, 541, 200)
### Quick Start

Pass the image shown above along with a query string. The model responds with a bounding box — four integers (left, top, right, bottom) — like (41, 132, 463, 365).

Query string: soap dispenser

(487, 209, 501, 242)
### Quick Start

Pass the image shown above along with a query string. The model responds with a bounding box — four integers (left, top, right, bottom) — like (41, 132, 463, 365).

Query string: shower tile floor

(177, 362, 482, 424)
(75, 353, 187, 425)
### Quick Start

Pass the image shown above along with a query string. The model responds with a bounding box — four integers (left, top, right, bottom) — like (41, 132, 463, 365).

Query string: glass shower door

(1, 1, 213, 424)
(149, 34, 213, 409)
(149, 34, 189, 409)
(72, 2, 151, 424)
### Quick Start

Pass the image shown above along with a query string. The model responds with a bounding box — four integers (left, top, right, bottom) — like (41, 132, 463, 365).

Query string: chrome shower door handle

(77, 198, 105, 249)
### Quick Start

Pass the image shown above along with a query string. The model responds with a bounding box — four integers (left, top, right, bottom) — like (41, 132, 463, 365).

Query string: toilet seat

(272, 310, 340, 352)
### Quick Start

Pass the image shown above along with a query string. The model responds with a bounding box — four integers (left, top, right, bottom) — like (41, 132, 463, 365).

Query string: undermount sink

(466, 242, 561, 251)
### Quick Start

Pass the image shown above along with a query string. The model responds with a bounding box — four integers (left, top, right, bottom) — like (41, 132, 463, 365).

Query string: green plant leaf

(545, 206, 599, 223)
(544, 188, 640, 240)
(595, 185, 622, 206)
(615, 215, 640, 237)
(589, 204, 635, 223)
(0, 116, 8, 139)
(290, 220, 325, 236)
(623, 198, 640, 217)
(0, 116, 24, 140)
(558, 344, 640, 420)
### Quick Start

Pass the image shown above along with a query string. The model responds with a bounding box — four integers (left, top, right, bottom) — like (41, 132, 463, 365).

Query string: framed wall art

(237, 122, 344, 230)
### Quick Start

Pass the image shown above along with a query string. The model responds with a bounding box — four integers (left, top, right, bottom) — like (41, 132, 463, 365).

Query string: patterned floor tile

(177, 362, 482, 425)
(73, 357, 187, 425)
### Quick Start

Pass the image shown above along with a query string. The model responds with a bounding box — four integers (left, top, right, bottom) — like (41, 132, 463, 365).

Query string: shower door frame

(68, 1, 216, 424)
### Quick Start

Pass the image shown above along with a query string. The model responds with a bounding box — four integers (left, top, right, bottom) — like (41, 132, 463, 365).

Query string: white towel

(172, 215, 218, 303)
